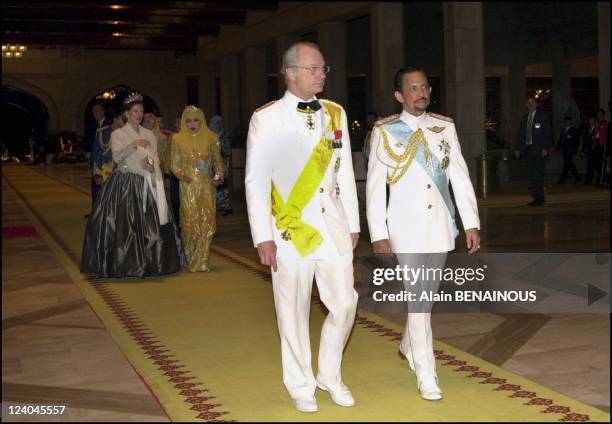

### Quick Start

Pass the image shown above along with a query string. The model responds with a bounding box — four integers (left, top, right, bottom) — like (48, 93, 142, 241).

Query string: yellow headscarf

(173, 106, 218, 157)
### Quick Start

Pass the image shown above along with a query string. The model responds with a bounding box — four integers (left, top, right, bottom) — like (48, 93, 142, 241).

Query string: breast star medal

(439, 139, 451, 170)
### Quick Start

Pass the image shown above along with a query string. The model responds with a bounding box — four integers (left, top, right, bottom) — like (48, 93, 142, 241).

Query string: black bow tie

(297, 100, 321, 113)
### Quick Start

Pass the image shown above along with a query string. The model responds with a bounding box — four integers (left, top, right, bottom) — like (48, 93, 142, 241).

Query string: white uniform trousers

(398, 253, 447, 381)
(271, 251, 358, 400)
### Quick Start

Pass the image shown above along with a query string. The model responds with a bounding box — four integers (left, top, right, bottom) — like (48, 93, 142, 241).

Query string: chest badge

(439, 139, 451, 170)
(427, 126, 445, 133)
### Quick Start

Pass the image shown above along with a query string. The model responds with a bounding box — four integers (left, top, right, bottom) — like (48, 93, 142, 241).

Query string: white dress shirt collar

(282, 90, 318, 108)
(400, 109, 427, 131)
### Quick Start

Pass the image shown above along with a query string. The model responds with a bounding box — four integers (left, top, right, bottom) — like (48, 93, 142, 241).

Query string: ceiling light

(110, 4, 127, 10)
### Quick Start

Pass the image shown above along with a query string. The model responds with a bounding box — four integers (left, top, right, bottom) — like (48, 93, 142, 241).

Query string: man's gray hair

(281, 41, 321, 75)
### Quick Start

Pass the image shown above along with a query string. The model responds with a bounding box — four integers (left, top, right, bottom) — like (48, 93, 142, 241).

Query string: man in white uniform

(366, 66, 481, 401)
(245, 41, 360, 413)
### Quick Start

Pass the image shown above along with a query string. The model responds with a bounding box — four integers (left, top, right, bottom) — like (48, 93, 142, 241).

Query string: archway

(83, 85, 161, 153)
(0, 86, 49, 161)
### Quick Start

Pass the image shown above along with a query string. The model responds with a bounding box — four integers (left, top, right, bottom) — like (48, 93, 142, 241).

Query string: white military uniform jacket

(366, 110, 480, 253)
(245, 90, 360, 260)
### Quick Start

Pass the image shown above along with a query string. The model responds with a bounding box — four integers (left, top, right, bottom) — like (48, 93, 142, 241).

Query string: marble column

(317, 21, 347, 106)
(443, 1, 487, 181)
(598, 1, 610, 116)
(219, 54, 241, 132)
(508, 58, 526, 151)
(199, 62, 218, 120)
(243, 46, 268, 120)
(370, 2, 404, 117)
(551, 41, 578, 137)
(500, 73, 511, 146)
(276, 34, 300, 95)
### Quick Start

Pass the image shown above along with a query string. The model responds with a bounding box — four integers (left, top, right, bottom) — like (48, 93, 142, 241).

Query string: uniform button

(321, 207, 325, 213)
(428, 204, 432, 209)
(427, 184, 431, 189)
(319, 187, 324, 193)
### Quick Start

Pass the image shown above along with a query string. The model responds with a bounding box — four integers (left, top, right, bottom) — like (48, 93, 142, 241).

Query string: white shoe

(293, 396, 318, 413)
(399, 347, 416, 372)
(316, 380, 356, 407)
(417, 375, 442, 401)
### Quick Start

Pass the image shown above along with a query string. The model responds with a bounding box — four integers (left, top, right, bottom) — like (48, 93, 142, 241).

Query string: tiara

(123, 91, 143, 105)
(183, 105, 201, 113)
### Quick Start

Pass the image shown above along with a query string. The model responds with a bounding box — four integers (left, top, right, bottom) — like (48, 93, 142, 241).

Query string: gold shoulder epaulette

(96, 125, 109, 132)
(428, 112, 453, 123)
(320, 99, 341, 108)
(374, 114, 400, 127)
(255, 100, 276, 113)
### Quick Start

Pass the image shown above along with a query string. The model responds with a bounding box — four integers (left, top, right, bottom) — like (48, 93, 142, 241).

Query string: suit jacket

(581, 126, 597, 153)
(557, 126, 580, 155)
(517, 110, 552, 152)
(366, 110, 480, 253)
(245, 90, 360, 260)
(92, 124, 114, 177)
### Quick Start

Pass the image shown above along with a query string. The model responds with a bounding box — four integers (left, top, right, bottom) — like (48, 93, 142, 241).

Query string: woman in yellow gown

(171, 106, 224, 272)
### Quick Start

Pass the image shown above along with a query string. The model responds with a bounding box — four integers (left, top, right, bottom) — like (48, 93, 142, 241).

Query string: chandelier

(96, 90, 117, 100)
(2, 44, 28, 59)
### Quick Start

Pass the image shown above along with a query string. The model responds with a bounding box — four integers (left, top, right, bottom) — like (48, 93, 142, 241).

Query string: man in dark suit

(85, 102, 109, 217)
(515, 97, 552, 206)
(582, 116, 598, 185)
(556, 116, 582, 184)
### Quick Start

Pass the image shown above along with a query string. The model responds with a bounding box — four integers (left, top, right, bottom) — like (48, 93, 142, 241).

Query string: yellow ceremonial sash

(101, 162, 116, 182)
(271, 101, 342, 256)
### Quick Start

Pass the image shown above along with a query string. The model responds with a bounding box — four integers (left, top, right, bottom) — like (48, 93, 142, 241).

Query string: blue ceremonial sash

(384, 120, 459, 238)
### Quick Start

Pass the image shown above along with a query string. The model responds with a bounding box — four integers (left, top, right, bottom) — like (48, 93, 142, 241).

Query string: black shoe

(583, 180, 592, 185)
(527, 200, 545, 206)
(557, 179, 566, 184)
(84, 214, 90, 218)
(575, 176, 583, 183)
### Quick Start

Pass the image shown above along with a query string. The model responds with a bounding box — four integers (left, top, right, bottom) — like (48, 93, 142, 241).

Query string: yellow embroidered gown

(171, 108, 224, 272)
(157, 131, 172, 175)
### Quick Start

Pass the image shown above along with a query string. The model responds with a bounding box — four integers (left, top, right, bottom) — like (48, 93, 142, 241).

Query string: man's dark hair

(564, 116, 572, 120)
(393, 66, 427, 92)
(109, 111, 121, 121)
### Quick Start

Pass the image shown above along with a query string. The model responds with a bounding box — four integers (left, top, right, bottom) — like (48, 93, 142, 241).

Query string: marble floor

(2, 163, 610, 421)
